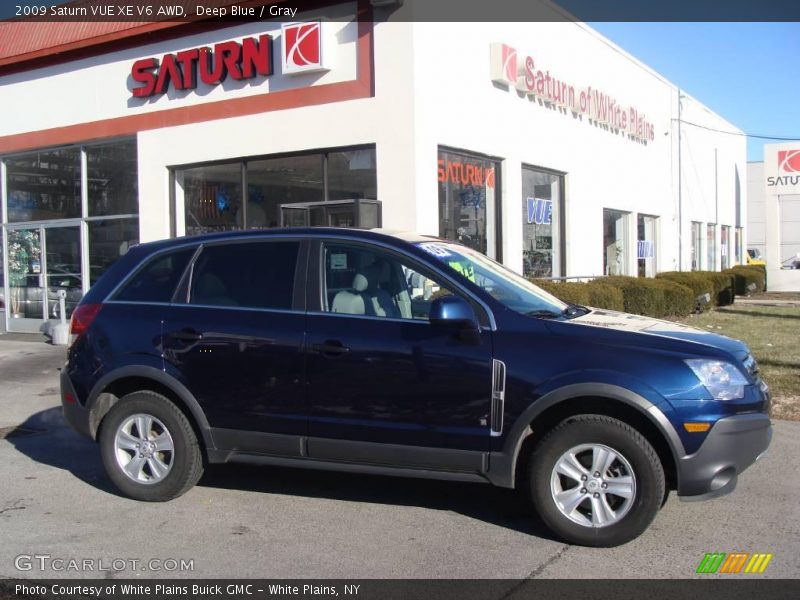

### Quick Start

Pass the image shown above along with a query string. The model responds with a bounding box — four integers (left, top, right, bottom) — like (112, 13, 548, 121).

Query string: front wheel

(527, 415, 664, 547)
(99, 391, 204, 502)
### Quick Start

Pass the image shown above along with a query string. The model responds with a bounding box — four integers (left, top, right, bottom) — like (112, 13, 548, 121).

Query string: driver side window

(322, 243, 453, 320)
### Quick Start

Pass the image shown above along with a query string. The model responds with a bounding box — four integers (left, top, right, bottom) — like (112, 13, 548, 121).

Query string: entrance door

(5, 224, 82, 333)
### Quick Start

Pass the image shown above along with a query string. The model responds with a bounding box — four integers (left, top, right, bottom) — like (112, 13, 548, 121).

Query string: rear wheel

(99, 391, 203, 501)
(527, 415, 664, 547)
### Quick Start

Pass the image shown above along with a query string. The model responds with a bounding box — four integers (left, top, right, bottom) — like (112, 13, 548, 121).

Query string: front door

(162, 239, 308, 455)
(305, 240, 494, 470)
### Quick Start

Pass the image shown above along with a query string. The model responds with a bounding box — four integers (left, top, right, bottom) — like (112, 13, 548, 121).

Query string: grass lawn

(676, 304, 800, 421)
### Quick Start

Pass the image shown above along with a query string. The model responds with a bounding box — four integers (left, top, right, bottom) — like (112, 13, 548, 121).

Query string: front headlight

(685, 359, 748, 401)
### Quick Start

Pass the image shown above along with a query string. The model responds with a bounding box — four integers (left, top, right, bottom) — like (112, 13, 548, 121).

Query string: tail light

(69, 303, 102, 340)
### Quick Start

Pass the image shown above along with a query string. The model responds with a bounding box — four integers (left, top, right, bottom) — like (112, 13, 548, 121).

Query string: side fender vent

(491, 359, 506, 436)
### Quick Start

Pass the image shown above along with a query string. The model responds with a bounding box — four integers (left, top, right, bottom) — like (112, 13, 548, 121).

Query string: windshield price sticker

(330, 253, 348, 270)
(418, 243, 452, 258)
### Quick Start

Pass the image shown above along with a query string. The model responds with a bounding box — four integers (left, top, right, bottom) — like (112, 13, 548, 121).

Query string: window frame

(602, 208, 632, 276)
(636, 213, 659, 278)
(520, 163, 566, 278)
(437, 146, 503, 262)
(306, 238, 492, 328)
(170, 144, 377, 237)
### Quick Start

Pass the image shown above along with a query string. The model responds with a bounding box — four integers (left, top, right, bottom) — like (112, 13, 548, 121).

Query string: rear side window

(190, 241, 300, 310)
(115, 248, 194, 303)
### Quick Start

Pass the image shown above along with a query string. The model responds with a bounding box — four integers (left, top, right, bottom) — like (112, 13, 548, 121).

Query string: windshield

(416, 241, 569, 316)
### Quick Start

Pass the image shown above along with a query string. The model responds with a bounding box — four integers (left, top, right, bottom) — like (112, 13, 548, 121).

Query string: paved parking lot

(1, 338, 798, 579)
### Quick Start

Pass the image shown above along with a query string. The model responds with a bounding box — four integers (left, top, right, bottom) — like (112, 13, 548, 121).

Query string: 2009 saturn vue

(61, 228, 772, 546)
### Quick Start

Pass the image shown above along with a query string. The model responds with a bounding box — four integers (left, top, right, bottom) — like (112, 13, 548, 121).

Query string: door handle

(310, 340, 350, 356)
(167, 329, 204, 342)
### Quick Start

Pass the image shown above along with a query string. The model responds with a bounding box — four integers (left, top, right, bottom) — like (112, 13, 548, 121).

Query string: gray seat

(332, 272, 369, 315)
(332, 264, 400, 318)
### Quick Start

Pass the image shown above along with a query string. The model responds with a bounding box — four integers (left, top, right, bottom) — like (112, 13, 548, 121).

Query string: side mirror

(429, 296, 479, 331)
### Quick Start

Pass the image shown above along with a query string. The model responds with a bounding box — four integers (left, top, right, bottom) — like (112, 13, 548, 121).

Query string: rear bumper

(60, 369, 92, 439)
(677, 413, 772, 501)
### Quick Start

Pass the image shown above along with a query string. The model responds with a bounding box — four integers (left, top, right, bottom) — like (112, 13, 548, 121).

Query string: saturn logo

(282, 22, 328, 74)
(778, 150, 800, 173)
(490, 43, 518, 86)
(501, 44, 517, 85)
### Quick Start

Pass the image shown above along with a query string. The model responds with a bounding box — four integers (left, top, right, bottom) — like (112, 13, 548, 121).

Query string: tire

(99, 391, 204, 502)
(526, 414, 664, 547)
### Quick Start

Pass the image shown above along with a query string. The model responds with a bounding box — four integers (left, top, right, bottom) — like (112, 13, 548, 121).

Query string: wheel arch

(488, 383, 684, 490)
(86, 366, 217, 459)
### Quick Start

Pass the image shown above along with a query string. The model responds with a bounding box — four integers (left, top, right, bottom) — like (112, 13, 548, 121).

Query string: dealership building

(0, 0, 748, 332)
(747, 143, 800, 291)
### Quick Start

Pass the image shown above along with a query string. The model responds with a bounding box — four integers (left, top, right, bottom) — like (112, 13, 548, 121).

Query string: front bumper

(677, 413, 772, 501)
(60, 369, 93, 439)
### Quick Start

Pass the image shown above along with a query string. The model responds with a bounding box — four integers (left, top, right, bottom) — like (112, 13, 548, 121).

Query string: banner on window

(637, 240, 655, 259)
(526, 198, 552, 225)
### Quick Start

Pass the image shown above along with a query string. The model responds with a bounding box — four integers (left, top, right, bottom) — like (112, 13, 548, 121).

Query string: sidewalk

(0, 332, 50, 343)
(735, 298, 800, 307)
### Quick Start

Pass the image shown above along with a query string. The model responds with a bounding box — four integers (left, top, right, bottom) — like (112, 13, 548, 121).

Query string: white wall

(409, 20, 746, 276)
(676, 96, 747, 271)
(747, 162, 767, 258)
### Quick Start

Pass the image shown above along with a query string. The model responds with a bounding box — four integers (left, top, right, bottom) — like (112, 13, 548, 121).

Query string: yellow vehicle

(746, 249, 766, 266)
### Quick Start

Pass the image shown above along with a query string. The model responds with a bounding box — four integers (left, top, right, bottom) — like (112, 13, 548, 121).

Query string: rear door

(304, 239, 494, 470)
(162, 238, 308, 456)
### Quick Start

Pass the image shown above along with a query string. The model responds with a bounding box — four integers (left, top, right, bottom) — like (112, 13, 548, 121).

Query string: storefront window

(247, 154, 323, 228)
(182, 163, 243, 237)
(438, 148, 500, 259)
(707, 223, 717, 271)
(6, 148, 81, 222)
(691, 221, 702, 271)
(327, 149, 377, 201)
(88, 218, 140, 286)
(721, 225, 731, 270)
(522, 166, 562, 278)
(2, 139, 140, 331)
(603, 209, 630, 276)
(44, 226, 81, 319)
(87, 140, 138, 216)
(637, 214, 658, 277)
(176, 147, 377, 236)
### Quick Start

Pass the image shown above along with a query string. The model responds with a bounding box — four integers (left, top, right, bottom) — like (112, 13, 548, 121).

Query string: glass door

(4, 224, 82, 333)
(6, 227, 45, 331)
(44, 226, 82, 321)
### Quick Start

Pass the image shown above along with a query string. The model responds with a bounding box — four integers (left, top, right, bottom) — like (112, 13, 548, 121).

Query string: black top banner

(2, 0, 800, 23)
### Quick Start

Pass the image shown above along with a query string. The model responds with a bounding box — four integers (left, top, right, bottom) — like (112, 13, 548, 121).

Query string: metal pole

(677, 91, 683, 271)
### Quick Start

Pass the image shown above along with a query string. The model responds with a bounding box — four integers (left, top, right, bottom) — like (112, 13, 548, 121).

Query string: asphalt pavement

(0, 337, 798, 579)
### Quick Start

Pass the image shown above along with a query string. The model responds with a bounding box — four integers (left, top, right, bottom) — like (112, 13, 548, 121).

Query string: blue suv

(61, 228, 772, 546)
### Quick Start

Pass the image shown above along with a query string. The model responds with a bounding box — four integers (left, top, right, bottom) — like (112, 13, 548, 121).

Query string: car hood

(556, 308, 749, 360)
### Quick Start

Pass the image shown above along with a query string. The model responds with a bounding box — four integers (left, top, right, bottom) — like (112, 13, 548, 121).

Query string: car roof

(134, 227, 444, 254)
